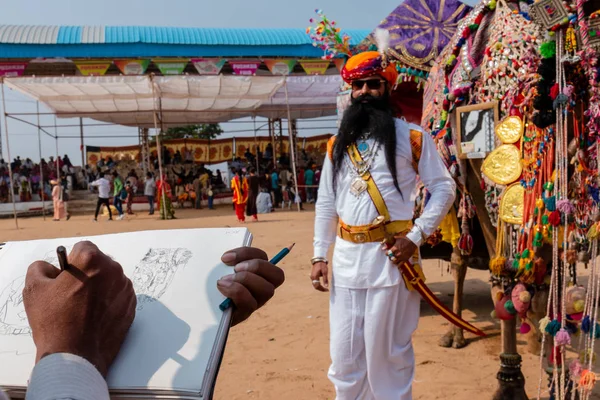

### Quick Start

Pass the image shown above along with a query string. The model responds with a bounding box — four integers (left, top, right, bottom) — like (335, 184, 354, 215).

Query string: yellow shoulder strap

(347, 144, 391, 222)
(327, 136, 336, 161)
(409, 129, 423, 173)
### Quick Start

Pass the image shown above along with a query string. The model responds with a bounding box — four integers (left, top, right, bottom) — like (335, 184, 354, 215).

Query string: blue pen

(219, 243, 294, 311)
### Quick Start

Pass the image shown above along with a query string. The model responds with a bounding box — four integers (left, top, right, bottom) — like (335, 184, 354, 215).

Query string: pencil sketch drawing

(132, 248, 193, 310)
(0, 276, 30, 336)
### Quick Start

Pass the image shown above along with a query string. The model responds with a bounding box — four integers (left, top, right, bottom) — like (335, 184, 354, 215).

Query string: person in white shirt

(256, 187, 273, 214)
(89, 175, 112, 221)
(8, 242, 283, 400)
(311, 49, 455, 400)
(144, 172, 157, 215)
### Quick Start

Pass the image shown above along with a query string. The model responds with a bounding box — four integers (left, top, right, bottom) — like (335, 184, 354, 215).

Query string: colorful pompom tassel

(458, 233, 473, 256)
(555, 328, 571, 345)
(539, 316, 550, 333)
(520, 322, 531, 334)
(549, 210, 561, 226)
(489, 256, 506, 275)
(504, 300, 517, 315)
(570, 359, 583, 378)
(582, 316, 591, 333)
(557, 199, 574, 215)
(588, 223, 599, 240)
(579, 370, 597, 391)
(546, 319, 561, 336)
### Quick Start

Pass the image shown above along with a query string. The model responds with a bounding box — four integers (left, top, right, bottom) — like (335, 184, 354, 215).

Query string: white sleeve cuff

(313, 246, 330, 259)
(26, 353, 109, 400)
(405, 228, 423, 247)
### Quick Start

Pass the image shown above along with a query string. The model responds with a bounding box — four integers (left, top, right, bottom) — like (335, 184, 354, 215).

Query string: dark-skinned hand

(23, 241, 136, 377)
(217, 247, 285, 326)
(310, 261, 329, 292)
(383, 236, 418, 264)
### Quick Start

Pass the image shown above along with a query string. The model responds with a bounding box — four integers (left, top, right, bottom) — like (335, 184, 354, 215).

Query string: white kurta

(313, 118, 456, 400)
(313, 118, 456, 289)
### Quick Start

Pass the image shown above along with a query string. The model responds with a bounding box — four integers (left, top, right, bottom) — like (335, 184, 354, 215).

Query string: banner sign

(230, 61, 261, 76)
(334, 58, 346, 72)
(299, 60, 330, 75)
(0, 62, 28, 77)
(86, 135, 333, 166)
(263, 59, 297, 75)
(191, 58, 226, 75)
(114, 59, 150, 75)
(75, 61, 112, 76)
(153, 59, 189, 75)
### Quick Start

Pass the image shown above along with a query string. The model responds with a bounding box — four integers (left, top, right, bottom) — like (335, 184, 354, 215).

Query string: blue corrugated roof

(0, 25, 369, 59)
(0, 25, 368, 46)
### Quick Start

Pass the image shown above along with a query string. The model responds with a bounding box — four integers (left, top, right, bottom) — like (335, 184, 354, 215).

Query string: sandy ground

(1, 205, 599, 400)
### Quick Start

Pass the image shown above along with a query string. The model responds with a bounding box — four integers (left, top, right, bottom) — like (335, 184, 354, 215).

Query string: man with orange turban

(311, 35, 456, 399)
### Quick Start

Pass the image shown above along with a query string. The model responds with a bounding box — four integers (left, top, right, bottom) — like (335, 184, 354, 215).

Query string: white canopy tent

(4, 74, 342, 126)
(1, 73, 343, 226)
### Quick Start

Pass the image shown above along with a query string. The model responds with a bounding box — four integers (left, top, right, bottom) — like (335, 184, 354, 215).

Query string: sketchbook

(0, 227, 253, 399)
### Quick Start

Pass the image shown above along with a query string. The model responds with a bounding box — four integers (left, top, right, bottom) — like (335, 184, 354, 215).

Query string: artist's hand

(23, 241, 136, 377)
(384, 237, 418, 264)
(310, 261, 329, 292)
(218, 247, 285, 326)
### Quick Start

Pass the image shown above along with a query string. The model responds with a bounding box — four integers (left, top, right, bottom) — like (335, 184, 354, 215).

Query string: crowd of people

(0, 155, 84, 204)
(226, 144, 323, 222)
(0, 143, 325, 225)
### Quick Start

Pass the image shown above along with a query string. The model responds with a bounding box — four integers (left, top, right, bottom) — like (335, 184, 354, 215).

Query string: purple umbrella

(366, 0, 472, 71)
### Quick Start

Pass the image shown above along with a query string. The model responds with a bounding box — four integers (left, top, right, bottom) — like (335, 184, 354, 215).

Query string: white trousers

(328, 283, 420, 400)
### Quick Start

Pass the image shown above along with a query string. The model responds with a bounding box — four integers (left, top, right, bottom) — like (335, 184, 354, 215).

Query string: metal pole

(141, 128, 148, 178)
(283, 78, 301, 212)
(253, 116, 259, 173)
(79, 117, 85, 168)
(269, 119, 276, 168)
(150, 75, 167, 219)
(54, 117, 60, 183)
(1, 83, 18, 228)
(37, 102, 45, 221)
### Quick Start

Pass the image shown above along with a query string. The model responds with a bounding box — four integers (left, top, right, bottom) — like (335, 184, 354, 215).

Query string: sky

(0, 0, 480, 164)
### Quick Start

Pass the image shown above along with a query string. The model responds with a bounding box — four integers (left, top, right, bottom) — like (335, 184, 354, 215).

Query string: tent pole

(1, 82, 19, 229)
(36, 102, 45, 221)
(54, 117, 60, 184)
(79, 118, 85, 169)
(253, 115, 259, 173)
(269, 119, 276, 169)
(283, 78, 301, 212)
(150, 75, 167, 220)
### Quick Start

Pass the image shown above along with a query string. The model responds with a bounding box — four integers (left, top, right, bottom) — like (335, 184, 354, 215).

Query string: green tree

(162, 124, 223, 140)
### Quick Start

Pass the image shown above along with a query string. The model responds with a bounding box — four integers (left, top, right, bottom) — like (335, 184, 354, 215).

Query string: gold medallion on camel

(500, 183, 525, 225)
(481, 144, 522, 185)
(495, 116, 523, 144)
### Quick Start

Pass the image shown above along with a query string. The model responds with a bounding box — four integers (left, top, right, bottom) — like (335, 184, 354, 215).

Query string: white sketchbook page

(0, 227, 251, 393)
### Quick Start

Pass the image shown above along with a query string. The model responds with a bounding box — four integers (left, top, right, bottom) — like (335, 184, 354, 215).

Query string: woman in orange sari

(231, 170, 248, 223)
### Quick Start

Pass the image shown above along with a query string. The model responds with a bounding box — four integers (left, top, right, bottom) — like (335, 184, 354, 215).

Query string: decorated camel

(311, 0, 600, 397)
(312, 0, 600, 399)
(414, 0, 600, 398)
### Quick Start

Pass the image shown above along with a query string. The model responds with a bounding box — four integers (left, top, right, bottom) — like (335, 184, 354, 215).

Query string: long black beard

(332, 93, 402, 197)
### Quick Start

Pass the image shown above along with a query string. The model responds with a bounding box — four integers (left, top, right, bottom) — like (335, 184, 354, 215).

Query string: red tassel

(458, 233, 473, 256)
(480, 179, 486, 190)
(474, 13, 484, 25)
(549, 211, 561, 226)
(550, 83, 560, 100)
(462, 28, 470, 39)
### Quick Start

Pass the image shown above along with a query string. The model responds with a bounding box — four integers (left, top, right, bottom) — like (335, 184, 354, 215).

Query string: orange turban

(341, 51, 398, 86)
